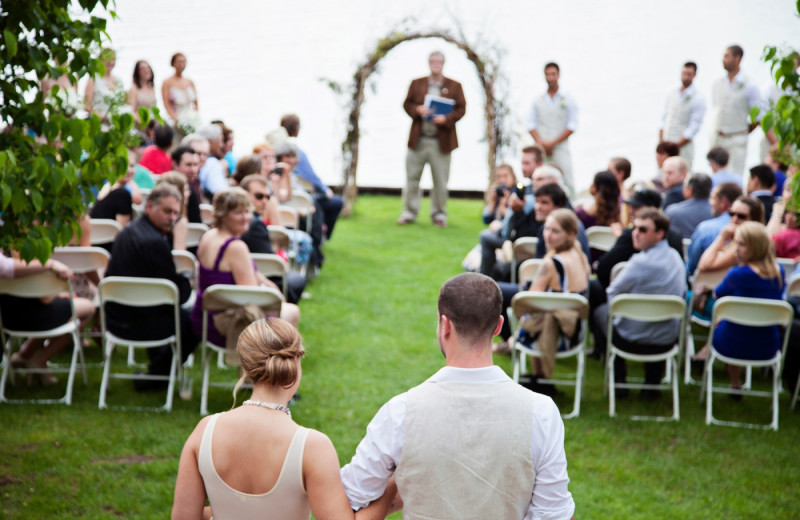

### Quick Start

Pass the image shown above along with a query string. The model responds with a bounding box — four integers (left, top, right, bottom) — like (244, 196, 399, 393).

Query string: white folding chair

(517, 259, 544, 289)
(585, 226, 616, 253)
(702, 296, 793, 431)
(684, 268, 730, 385)
(89, 218, 123, 245)
(285, 191, 315, 234)
(0, 272, 85, 405)
(98, 277, 181, 412)
(251, 253, 289, 299)
(278, 206, 300, 230)
(266, 225, 297, 271)
(510, 292, 589, 419)
(199, 203, 214, 226)
(606, 294, 686, 421)
(777, 257, 795, 275)
(682, 238, 691, 261)
(787, 272, 800, 298)
(511, 237, 539, 284)
(186, 223, 209, 249)
(609, 261, 628, 284)
(200, 284, 283, 415)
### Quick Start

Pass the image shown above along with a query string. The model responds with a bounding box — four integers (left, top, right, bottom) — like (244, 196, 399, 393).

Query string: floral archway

(326, 26, 512, 215)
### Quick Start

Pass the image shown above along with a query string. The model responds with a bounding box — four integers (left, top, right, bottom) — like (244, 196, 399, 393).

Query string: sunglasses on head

(253, 193, 269, 200)
(729, 211, 749, 220)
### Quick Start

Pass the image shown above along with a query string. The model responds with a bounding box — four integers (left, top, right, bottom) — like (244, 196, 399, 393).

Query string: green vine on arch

(322, 21, 513, 215)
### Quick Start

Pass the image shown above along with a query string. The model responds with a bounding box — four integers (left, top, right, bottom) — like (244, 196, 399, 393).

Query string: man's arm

(444, 80, 466, 126)
(681, 92, 706, 146)
(746, 81, 763, 133)
(403, 79, 429, 120)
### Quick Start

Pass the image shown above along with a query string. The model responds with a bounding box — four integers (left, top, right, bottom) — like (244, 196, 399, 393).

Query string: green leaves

(3, 30, 17, 57)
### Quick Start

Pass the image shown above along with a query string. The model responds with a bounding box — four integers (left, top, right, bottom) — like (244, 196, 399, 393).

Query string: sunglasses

(634, 226, 653, 234)
(253, 193, 269, 200)
(729, 211, 749, 220)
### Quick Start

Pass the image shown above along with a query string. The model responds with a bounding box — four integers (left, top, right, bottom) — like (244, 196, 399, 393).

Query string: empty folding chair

(285, 191, 315, 234)
(251, 253, 289, 299)
(98, 277, 182, 412)
(199, 284, 283, 415)
(186, 223, 209, 249)
(89, 218, 123, 245)
(510, 292, 589, 419)
(199, 203, 214, 226)
(511, 237, 539, 284)
(606, 294, 686, 421)
(585, 226, 616, 253)
(702, 296, 793, 431)
(0, 272, 85, 405)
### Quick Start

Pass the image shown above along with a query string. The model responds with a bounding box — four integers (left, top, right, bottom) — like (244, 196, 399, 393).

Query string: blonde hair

(544, 208, 590, 271)
(211, 187, 251, 228)
(233, 319, 305, 401)
(735, 221, 780, 282)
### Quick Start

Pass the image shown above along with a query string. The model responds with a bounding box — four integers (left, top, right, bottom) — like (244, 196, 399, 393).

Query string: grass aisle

(1, 194, 799, 518)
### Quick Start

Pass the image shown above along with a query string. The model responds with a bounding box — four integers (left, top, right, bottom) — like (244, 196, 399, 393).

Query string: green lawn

(1, 194, 799, 519)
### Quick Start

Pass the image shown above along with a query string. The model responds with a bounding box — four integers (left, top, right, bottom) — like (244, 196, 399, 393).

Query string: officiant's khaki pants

(402, 137, 451, 223)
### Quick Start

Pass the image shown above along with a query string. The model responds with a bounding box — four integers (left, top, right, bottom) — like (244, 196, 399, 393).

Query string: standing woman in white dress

(171, 318, 394, 520)
(162, 52, 201, 134)
(83, 48, 126, 124)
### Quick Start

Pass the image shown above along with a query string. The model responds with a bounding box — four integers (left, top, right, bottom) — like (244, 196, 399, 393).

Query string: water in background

(105, 0, 799, 193)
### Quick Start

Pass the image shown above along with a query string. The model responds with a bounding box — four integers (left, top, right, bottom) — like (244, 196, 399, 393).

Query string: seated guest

(707, 146, 742, 187)
(685, 182, 743, 274)
(771, 203, 800, 260)
(91, 151, 140, 228)
(473, 164, 516, 275)
(170, 145, 203, 224)
(661, 156, 688, 210)
(196, 124, 229, 200)
(574, 170, 620, 230)
(652, 141, 680, 192)
(0, 253, 94, 385)
(138, 124, 174, 175)
(232, 154, 262, 185)
(212, 120, 236, 177)
(263, 129, 297, 204)
(240, 175, 308, 304)
(253, 142, 292, 201)
(280, 113, 345, 240)
(104, 184, 198, 391)
(172, 319, 392, 520)
(154, 172, 196, 250)
(664, 173, 713, 239)
(514, 209, 590, 395)
(593, 209, 687, 400)
(709, 222, 786, 391)
(696, 195, 764, 275)
(747, 164, 776, 221)
(181, 133, 211, 200)
(190, 188, 300, 349)
(764, 144, 788, 194)
(608, 156, 633, 224)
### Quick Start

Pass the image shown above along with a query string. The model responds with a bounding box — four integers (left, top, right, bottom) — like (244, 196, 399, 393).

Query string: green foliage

(0, 0, 137, 263)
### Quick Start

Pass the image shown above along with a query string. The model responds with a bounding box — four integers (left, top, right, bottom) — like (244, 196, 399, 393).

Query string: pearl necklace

(242, 400, 291, 417)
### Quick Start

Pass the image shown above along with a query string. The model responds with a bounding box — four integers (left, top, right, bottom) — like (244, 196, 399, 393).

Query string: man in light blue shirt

(685, 182, 743, 274)
(707, 147, 742, 187)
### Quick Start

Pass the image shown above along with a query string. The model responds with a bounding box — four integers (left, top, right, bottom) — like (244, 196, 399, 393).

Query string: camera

(269, 166, 284, 177)
(495, 185, 510, 197)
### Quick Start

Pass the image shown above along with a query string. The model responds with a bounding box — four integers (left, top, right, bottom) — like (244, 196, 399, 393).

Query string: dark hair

(686, 173, 712, 199)
(727, 45, 744, 59)
(280, 114, 301, 137)
(683, 61, 697, 72)
(534, 183, 567, 208)
(706, 147, 730, 166)
(437, 273, 502, 342)
(749, 164, 776, 190)
(154, 125, 174, 149)
(233, 154, 263, 184)
(544, 62, 560, 73)
(522, 145, 544, 164)
(592, 171, 621, 226)
(734, 195, 765, 224)
(656, 141, 680, 157)
(170, 52, 186, 66)
(715, 182, 743, 206)
(609, 157, 632, 180)
(171, 145, 196, 165)
(635, 208, 670, 235)
(132, 60, 154, 88)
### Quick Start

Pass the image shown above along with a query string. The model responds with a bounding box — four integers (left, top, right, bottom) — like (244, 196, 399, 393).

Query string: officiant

(398, 50, 466, 228)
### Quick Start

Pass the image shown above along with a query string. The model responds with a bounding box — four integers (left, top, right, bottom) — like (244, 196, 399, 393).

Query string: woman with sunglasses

(697, 195, 765, 274)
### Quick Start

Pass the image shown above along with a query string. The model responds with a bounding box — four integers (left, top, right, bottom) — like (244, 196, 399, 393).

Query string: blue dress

(713, 264, 785, 360)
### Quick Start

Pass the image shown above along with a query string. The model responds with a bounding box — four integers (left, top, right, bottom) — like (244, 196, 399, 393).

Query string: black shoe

(638, 389, 662, 401)
(132, 371, 169, 393)
(614, 388, 630, 400)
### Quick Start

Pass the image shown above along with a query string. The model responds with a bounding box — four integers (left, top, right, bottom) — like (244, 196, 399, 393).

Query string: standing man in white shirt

(659, 62, 706, 169)
(340, 273, 575, 520)
(709, 45, 762, 178)
(527, 62, 578, 197)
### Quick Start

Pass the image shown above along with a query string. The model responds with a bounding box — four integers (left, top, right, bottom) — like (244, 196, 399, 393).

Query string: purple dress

(191, 237, 249, 346)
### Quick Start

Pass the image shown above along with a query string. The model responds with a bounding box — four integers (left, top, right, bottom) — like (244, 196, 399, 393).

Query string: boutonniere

(735, 83, 744, 91)
(442, 87, 449, 95)
(683, 95, 691, 104)
(560, 99, 567, 110)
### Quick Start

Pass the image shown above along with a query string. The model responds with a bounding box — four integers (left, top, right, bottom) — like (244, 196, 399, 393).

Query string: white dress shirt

(660, 83, 706, 140)
(340, 365, 575, 520)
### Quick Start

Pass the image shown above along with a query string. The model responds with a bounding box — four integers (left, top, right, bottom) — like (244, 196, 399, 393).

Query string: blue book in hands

(424, 94, 455, 120)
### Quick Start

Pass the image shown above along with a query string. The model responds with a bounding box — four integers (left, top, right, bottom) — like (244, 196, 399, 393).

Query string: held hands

(416, 105, 433, 118)
(719, 223, 736, 242)
(432, 114, 447, 125)
(509, 193, 524, 213)
(48, 259, 73, 281)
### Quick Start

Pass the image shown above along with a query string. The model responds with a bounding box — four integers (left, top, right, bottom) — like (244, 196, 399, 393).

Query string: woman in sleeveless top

(83, 48, 126, 124)
(172, 319, 395, 520)
(127, 60, 157, 125)
(162, 52, 201, 133)
(190, 188, 299, 346)
(518, 208, 590, 386)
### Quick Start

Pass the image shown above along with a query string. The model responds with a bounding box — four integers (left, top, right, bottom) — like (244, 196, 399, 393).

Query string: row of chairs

(0, 246, 290, 414)
(507, 258, 799, 430)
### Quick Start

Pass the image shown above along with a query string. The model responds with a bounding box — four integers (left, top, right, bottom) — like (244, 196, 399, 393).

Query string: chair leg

(705, 355, 714, 425)
(164, 344, 178, 412)
(607, 352, 616, 417)
(0, 338, 11, 403)
(771, 361, 780, 431)
(63, 330, 81, 406)
(572, 350, 585, 419)
(201, 350, 211, 416)
(511, 345, 520, 382)
(98, 339, 113, 409)
(671, 358, 680, 421)
(792, 372, 800, 410)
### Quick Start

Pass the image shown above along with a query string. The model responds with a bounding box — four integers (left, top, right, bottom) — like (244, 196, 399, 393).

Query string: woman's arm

(303, 431, 357, 520)
(265, 198, 281, 226)
(766, 200, 785, 236)
(226, 241, 258, 286)
(355, 477, 399, 520)
(189, 80, 198, 110)
(162, 79, 177, 121)
(171, 419, 209, 520)
(127, 86, 140, 124)
(697, 225, 736, 272)
(531, 258, 554, 292)
(171, 218, 188, 251)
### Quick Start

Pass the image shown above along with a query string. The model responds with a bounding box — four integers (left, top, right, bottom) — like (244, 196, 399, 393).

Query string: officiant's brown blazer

(403, 76, 466, 154)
